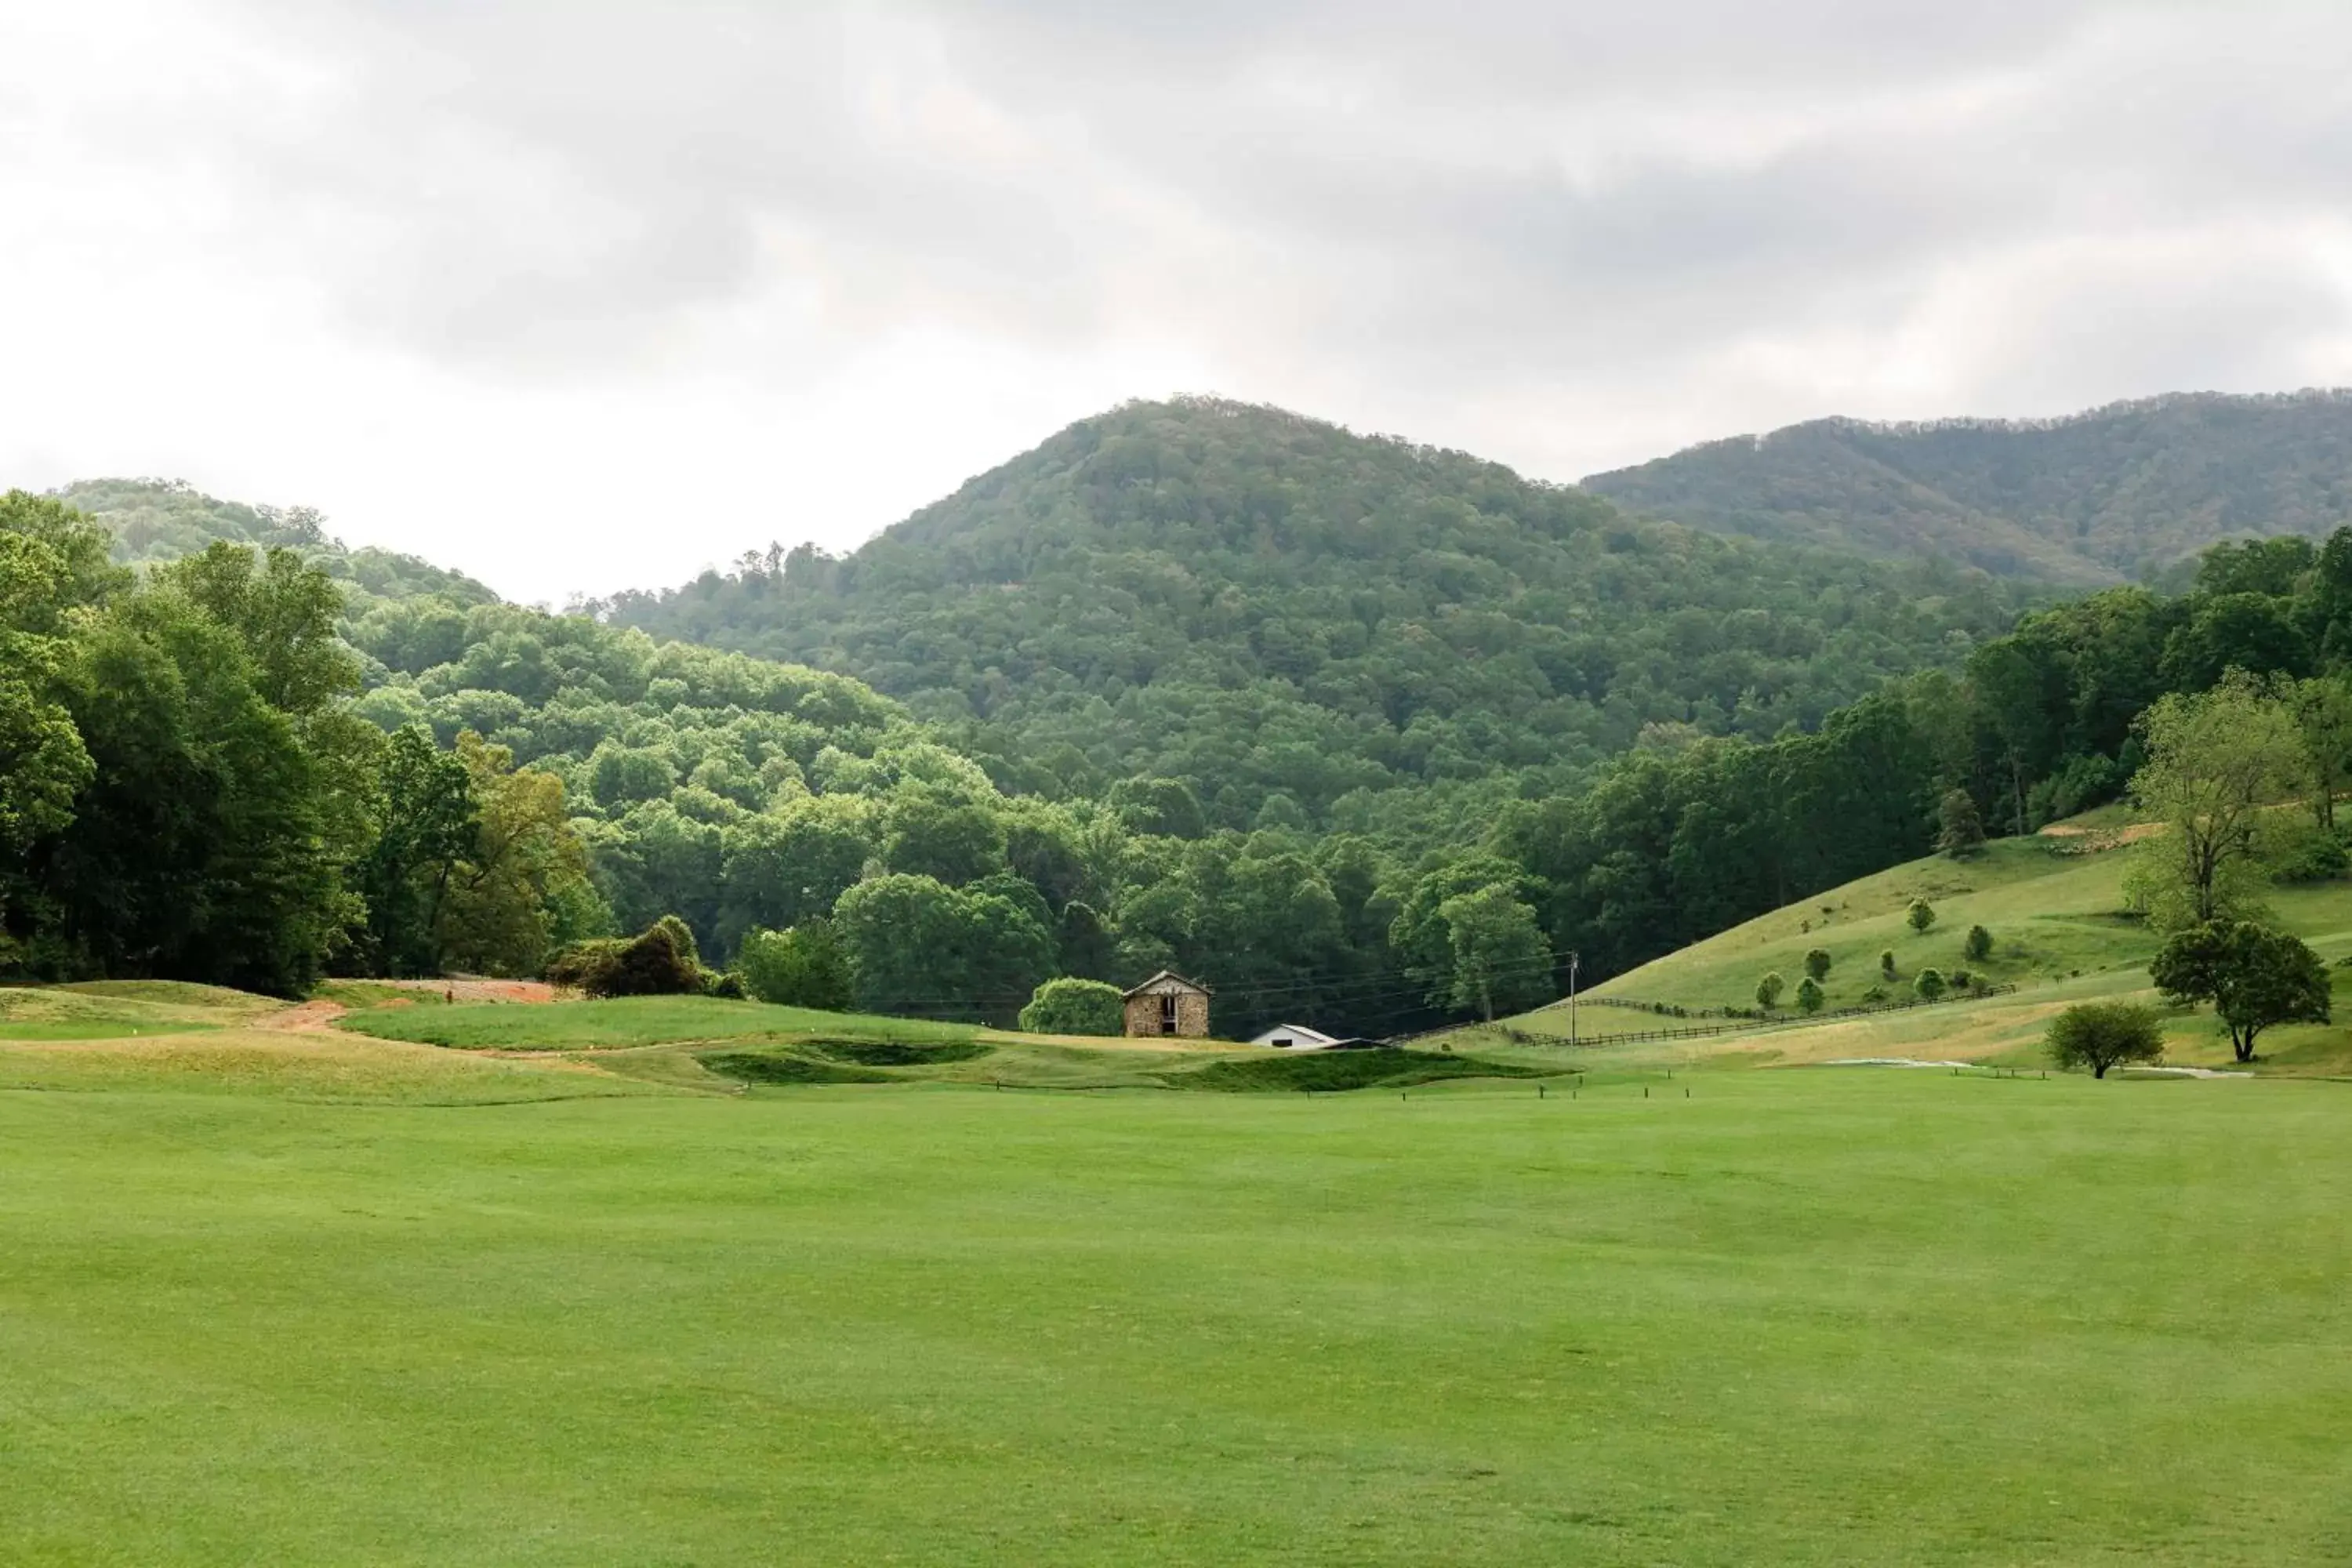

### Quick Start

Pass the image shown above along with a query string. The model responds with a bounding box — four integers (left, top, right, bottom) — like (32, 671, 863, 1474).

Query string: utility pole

(1567, 951, 1581, 1047)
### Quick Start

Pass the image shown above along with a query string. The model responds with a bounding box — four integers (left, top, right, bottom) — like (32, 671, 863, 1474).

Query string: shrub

(1964, 924, 1993, 962)
(1860, 985, 1889, 1004)
(1949, 969, 1973, 991)
(1755, 971, 1786, 1010)
(1795, 975, 1825, 1014)
(1018, 977, 1125, 1036)
(1907, 899, 1936, 934)
(1803, 947, 1832, 982)
(1879, 949, 1898, 978)
(1913, 967, 1947, 1002)
(2272, 823, 2350, 884)
(2045, 1001, 2165, 1079)
(546, 917, 706, 998)
(546, 937, 626, 993)
(735, 921, 854, 1011)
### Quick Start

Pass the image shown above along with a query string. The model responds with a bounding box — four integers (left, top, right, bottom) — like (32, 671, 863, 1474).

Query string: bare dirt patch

(258, 1000, 350, 1034)
(368, 978, 558, 1004)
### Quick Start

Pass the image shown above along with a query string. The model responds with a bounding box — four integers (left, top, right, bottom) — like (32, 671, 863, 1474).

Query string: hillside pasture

(1508, 823, 2352, 1077)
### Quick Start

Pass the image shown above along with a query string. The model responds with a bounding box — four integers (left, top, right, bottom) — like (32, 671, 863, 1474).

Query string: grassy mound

(337, 996, 982, 1052)
(0, 982, 278, 1038)
(1171, 1047, 1545, 1094)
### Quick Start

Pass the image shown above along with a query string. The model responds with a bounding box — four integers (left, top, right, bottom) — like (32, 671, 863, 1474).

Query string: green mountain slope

(1584, 390, 2352, 583)
(608, 397, 2029, 831)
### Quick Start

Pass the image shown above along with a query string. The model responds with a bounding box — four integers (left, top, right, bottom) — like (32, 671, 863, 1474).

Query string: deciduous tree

(2150, 920, 2329, 1062)
(2045, 1001, 2165, 1079)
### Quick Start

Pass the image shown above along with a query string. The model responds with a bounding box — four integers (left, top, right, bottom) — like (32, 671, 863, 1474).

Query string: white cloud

(2, 0, 2349, 599)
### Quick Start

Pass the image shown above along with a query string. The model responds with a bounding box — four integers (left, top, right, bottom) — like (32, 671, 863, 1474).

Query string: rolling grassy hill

(1490, 816, 2352, 1077)
(1584, 390, 2352, 582)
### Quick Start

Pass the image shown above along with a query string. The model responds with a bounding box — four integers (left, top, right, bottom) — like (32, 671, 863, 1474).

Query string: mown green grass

(5, 1068, 2350, 1564)
(336, 994, 985, 1051)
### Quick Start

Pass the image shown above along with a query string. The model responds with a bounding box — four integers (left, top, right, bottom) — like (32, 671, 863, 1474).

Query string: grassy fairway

(5, 1070, 2351, 1564)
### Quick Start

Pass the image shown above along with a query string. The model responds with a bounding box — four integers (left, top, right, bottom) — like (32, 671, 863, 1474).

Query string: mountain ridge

(1584, 388, 2352, 583)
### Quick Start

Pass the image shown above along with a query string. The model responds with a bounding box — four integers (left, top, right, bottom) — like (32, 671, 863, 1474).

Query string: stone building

(1121, 971, 1211, 1039)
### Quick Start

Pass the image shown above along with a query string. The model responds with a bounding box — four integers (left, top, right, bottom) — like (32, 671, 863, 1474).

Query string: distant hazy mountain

(1582, 390, 2352, 583)
(57, 477, 499, 606)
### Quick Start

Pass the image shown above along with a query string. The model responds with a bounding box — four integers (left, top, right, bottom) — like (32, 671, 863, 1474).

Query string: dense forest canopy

(16, 395, 2352, 1039)
(604, 399, 2032, 837)
(1586, 390, 2352, 584)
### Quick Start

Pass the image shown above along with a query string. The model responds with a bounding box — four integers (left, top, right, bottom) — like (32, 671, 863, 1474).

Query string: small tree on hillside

(1907, 898, 1936, 934)
(1804, 947, 1832, 982)
(2046, 1001, 2165, 1079)
(1937, 789, 1987, 858)
(1964, 924, 1993, 963)
(1018, 977, 1124, 1036)
(1795, 975, 1825, 1014)
(1913, 967, 1947, 1002)
(1756, 971, 1786, 1010)
(1879, 949, 1898, 979)
(2150, 920, 2330, 1063)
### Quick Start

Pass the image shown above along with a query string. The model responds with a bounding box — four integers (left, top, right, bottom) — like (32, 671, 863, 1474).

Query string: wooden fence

(1388, 982, 2019, 1051)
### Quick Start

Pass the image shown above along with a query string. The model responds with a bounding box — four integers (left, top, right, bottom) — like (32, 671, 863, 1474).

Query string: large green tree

(2124, 673, 2304, 932)
(2150, 921, 2330, 1063)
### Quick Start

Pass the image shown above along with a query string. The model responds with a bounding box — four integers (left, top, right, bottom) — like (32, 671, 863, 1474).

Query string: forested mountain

(60, 477, 501, 606)
(606, 398, 2031, 837)
(22, 396, 2352, 1040)
(1585, 390, 2352, 584)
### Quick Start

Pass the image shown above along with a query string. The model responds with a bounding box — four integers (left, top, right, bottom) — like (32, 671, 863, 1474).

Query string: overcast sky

(4, 1, 2350, 602)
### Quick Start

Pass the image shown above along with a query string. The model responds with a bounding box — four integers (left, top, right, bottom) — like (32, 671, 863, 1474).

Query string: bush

(735, 921, 854, 1011)
(1949, 969, 1973, 991)
(1879, 949, 1898, 978)
(1803, 947, 1832, 982)
(1018, 977, 1125, 1036)
(1795, 975, 1825, 1014)
(1913, 967, 1947, 1002)
(546, 917, 706, 998)
(1907, 898, 1936, 934)
(2045, 1001, 2165, 1079)
(545, 937, 626, 992)
(1860, 984, 1889, 1004)
(1755, 971, 1786, 1010)
(2272, 824, 2350, 884)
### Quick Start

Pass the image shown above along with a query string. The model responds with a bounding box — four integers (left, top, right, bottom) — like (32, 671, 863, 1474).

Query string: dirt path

(256, 1000, 350, 1033)
(365, 978, 557, 1004)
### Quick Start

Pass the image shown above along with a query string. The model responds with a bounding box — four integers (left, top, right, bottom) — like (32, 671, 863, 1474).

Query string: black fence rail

(1390, 982, 2020, 1051)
